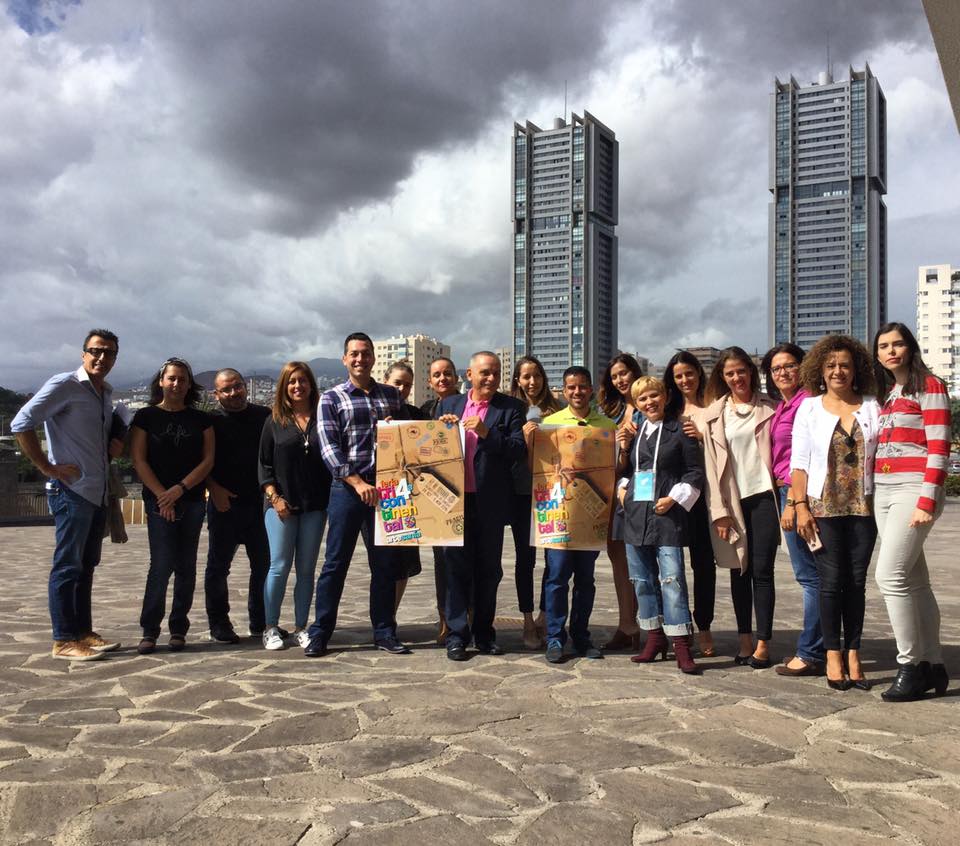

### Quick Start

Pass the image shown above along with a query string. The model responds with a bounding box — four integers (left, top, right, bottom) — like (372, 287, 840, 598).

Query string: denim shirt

(11, 367, 113, 506)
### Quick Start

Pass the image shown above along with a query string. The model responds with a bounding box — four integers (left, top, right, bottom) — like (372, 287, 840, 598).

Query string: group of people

(12, 321, 951, 703)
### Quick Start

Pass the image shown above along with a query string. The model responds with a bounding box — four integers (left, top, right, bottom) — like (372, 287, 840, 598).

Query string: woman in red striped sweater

(873, 322, 951, 702)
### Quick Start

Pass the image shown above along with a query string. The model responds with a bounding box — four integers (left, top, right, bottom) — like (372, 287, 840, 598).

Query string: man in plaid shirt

(304, 332, 406, 657)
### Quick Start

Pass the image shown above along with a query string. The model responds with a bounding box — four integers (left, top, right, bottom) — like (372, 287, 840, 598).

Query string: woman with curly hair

(508, 355, 562, 647)
(700, 347, 779, 667)
(873, 322, 951, 701)
(132, 358, 214, 654)
(789, 336, 879, 691)
(597, 353, 644, 650)
(663, 350, 717, 657)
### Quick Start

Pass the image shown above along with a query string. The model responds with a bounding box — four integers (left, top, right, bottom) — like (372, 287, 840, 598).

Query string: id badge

(633, 470, 655, 502)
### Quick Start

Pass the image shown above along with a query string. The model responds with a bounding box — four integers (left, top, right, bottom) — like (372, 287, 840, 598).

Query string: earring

(819, 382, 825, 392)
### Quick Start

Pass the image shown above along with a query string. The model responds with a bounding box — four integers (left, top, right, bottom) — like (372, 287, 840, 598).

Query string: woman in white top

(700, 347, 779, 668)
(790, 336, 879, 691)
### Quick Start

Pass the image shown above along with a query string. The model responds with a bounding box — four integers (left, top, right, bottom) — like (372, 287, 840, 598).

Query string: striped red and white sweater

(874, 375, 951, 513)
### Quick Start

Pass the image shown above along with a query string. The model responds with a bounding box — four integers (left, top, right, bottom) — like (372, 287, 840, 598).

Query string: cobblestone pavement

(1, 505, 959, 845)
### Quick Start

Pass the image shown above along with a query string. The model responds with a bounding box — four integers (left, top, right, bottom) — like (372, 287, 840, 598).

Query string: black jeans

(730, 492, 779, 641)
(687, 495, 716, 631)
(444, 494, 504, 647)
(204, 500, 270, 633)
(140, 500, 206, 639)
(813, 515, 877, 651)
(508, 493, 546, 614)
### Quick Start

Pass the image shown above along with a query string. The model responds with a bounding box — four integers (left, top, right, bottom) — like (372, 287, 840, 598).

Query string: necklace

(293, 414, 311, 454)
(729, 397, 754, 419)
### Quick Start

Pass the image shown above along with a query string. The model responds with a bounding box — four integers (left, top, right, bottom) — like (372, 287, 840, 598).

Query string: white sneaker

(262, 627, 285, 651)
(294, 628, 311, 649)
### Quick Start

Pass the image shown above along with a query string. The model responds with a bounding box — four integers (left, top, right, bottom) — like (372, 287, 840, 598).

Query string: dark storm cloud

(652, 0, 931, 80)
(149, 1, 614, 235)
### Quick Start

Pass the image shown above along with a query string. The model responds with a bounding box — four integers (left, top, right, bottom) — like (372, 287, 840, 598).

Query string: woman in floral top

(789, 336, 880, 691)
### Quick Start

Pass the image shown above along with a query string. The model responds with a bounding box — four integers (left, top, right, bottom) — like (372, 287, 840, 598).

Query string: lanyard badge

(632, 421, 662, 503)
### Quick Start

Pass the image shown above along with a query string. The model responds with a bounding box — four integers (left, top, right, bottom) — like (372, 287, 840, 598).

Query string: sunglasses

(84, 347, 117, 359)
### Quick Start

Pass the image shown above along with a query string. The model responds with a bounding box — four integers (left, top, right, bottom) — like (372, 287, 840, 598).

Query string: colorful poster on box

(374, 419, 465, 547)
(530, 424, 616, 550)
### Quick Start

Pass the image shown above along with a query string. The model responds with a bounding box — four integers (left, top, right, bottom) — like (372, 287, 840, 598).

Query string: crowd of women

(128, 320, 950, 703)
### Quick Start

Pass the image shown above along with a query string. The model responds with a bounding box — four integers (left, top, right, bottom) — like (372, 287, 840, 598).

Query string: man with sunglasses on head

(12, 329, 124, 660)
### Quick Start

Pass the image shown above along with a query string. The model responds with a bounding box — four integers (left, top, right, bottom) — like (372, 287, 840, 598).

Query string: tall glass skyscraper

(512, 111, 618, 385)
(769, 66, 887, 348)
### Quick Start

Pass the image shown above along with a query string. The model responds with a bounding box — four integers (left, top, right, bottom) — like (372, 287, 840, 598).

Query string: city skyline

(1, 1, 958, 390)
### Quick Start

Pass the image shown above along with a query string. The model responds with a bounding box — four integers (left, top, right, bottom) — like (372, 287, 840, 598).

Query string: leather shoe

(475, 641, 504, 656)
(881, 662, 927, 702)
(446, 643, 468, 661)
(775, 658, 822, 677)
(926, 662, 949, 695)
(733, 654, 752, 666)
(210, 626, 240, 644)
(303, 636, 327, 658)
(375, 636, 411, 654)
(545, 640, 564, 663)
(747, 655, 771, 669)
(574, 641, 603, 660)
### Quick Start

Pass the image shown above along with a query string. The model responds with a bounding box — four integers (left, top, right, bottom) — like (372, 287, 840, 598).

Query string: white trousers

(873, 483, 943, 666)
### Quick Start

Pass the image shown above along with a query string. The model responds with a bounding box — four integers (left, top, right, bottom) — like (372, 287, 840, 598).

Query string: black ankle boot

(881, 662, 928, 703)
(926, 663, 949, 696)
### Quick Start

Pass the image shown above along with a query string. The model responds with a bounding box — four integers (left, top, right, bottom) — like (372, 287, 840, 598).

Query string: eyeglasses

(84, 347, 117, 359)
(770, 363, 799, 375)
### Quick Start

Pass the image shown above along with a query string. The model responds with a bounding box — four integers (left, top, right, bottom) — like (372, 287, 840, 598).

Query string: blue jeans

(205, 501, 271, 633)
(779, 487, 824, 662)
(264, 507, 326, 629)
(139, 500, 206, 639)
(47, 483, 107, 641)
(625, 544, 693, 636)
(308, 482, 396, 644)
(544, 549, 599, 647)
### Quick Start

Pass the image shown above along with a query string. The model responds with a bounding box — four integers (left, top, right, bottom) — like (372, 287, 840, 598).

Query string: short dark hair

(214, 368, 244, 384)
(83, 329, 119, 350)
(760, 343, 805, 401)
(343, 332, 374, 354)
(562, 366, 592, 385)
(429, 356, 457, 372)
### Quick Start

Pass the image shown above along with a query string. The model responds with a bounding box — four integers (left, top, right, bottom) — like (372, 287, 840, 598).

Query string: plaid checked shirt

(318, 380, 401, 483)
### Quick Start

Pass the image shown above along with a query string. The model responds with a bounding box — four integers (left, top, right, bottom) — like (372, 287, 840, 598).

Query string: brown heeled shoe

(673, 635, 702, 675)
(630, 628, 668, 663)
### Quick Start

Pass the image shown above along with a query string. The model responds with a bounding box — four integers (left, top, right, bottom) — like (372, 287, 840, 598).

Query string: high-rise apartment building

(512, 111, 618, 385)
(373, 334, 451, 406)
(769, 66, 887, 349)
(917, 263, 960, 395)
(493, 346, 513, 393)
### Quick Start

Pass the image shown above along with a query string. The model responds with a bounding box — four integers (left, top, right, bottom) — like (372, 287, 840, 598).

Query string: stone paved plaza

(1, 506, 959, 845)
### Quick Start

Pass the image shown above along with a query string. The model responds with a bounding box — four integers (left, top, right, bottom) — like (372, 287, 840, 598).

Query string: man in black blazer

(437, 351, 526, 660)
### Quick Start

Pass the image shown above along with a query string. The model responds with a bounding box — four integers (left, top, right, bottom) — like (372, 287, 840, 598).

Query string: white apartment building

(373, 334, 451, 406)
(917, 263, 960, 395)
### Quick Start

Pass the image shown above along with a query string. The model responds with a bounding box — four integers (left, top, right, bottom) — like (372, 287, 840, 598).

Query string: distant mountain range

(112, 357, 347, 390)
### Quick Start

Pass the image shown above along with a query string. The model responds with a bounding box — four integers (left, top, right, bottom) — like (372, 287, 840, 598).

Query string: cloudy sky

(2, 0, 958, 390)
